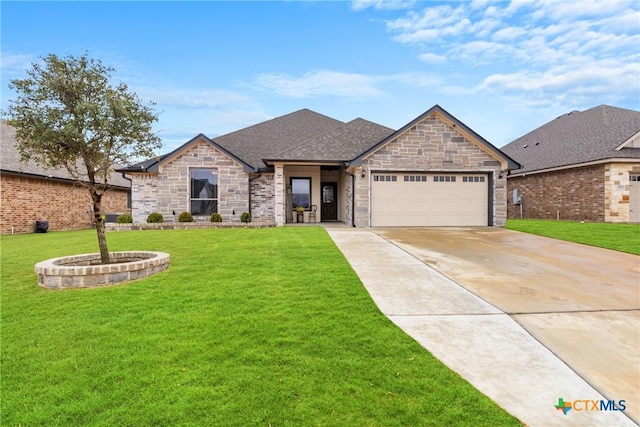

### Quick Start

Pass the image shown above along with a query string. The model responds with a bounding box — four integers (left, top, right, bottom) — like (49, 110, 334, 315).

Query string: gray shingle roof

(265, 118, 395, 163)
(214, 109, 346, 169)
(501, 105, 640, 174)
(1, 121, 131, 188)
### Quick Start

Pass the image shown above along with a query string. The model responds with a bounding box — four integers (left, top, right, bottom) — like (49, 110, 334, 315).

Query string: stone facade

(604, 163, 640, 223)
(354, 114, 507, 227)
(506, 165, 605, 221)
(1, 173, 129, 234)
(130, 139, 249, 222)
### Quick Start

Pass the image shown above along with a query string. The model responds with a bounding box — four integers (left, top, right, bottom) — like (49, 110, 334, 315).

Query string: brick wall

(354, 113, 507, 227)
(506, 164, 605, 221)
(1, 173, 129, 234)
(250, 173, 275, 221)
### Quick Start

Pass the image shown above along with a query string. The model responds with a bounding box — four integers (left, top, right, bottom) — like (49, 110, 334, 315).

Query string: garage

(371, 172, 489, 226)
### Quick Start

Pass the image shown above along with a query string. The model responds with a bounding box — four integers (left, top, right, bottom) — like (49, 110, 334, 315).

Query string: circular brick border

(35, 251, 170, 289)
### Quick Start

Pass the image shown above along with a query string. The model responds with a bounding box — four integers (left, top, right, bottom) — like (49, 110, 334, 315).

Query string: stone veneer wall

(1, 173, 129, 234)
(250, 173, 275, 221)
(605, 163, 640, 223)
(354, 114, 506, 227)
(130, 139, 249, 222)
(506, 164, 605, 221)
(342, 172, 353, 226)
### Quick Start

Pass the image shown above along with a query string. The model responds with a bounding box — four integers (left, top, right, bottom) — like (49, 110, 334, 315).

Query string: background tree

(4, 53, 161, 264)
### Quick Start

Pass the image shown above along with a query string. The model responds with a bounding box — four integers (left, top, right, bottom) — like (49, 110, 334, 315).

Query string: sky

(2, 0, 639, 153)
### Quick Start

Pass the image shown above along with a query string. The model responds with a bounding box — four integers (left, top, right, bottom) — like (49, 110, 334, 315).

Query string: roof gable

(351, 105, 520, 170)
(501, 105, 640, 174)
(118, 133, 254, 173)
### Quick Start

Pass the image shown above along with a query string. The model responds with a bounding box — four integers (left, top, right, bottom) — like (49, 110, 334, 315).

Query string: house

(0, 121, 131, 233)
(501, 105, 640, 223)
(118, 105, 520, 227)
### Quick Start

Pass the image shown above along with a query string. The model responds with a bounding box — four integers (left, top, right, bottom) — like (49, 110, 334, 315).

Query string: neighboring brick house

(1, 121, 131, 233)
(120, 105, 519, 227)
(501, 105, 640, 223)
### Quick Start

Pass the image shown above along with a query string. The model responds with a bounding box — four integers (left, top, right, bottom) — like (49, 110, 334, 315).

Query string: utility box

(104, 213, 123, 223)
(35, 220, 49, 233)
(513, 189, 522, 205)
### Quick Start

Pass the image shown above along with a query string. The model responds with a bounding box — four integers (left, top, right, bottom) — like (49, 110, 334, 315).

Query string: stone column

(274, 163, 285, 226)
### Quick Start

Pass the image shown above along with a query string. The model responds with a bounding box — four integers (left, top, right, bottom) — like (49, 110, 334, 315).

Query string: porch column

(274, 162, 285, 226)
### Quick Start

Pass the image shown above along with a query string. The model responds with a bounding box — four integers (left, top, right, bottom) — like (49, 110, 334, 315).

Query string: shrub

(146, 212, 163, 223)
(178, 211, 193, 222)
(116, 214, 133, 223)
(210, 213, 223, 222)
(240, 212, 251, 223)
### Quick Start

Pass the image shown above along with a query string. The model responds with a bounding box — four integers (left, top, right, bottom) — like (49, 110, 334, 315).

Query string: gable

(353, 105, 519, 170)
(158, 135, 248, 173)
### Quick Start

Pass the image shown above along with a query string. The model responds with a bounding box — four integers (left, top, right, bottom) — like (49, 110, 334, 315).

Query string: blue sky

(2, 0, 639, 152)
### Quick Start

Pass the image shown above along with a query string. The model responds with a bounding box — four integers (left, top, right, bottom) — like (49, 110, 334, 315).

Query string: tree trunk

(91, 189, 110, 264)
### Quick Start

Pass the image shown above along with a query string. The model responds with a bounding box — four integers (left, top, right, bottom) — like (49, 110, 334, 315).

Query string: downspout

(121, 173, 133, 213)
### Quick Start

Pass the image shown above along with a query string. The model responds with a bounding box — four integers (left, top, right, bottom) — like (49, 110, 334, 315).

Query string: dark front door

(321, 182, 338, 221)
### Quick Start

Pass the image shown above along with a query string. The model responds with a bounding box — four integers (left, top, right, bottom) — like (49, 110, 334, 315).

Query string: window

(190, 168, 218, 215)
(373, 175, 397, 182)
(291, 178, 311, 210)
(404, 175, 427, 182)
(631, 175, 640, 182)
(433, 175, 457, 182)
(463, 176, 485, 183)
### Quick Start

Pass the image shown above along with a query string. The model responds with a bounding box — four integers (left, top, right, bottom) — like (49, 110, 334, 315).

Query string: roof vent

(523, 144, 528, 148)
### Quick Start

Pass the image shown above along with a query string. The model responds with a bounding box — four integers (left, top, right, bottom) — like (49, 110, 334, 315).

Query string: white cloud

(372, 0, 639, 110)
(1, 52, 36, 76)
(137, 87, 255, 109)
(253, 70, 385, 99)
(418, 52, 447, 63)
(351, 0, 416, 11)
(252, 69, 443, 99)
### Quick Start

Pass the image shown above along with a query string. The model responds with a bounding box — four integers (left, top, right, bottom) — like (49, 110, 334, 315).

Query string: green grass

(506, 219, 640, 255)
(1, 228, 520, 426)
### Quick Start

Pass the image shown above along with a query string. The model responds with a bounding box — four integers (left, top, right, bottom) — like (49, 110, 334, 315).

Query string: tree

(4, 53, 161, 264)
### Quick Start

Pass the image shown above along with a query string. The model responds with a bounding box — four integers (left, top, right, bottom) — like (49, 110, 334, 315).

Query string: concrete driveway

(373, 227, 640, 425)
(326, 225, 639, 426)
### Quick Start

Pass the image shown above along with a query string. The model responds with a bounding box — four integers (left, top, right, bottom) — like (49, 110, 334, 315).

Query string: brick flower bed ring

(35, 251, 170, 289)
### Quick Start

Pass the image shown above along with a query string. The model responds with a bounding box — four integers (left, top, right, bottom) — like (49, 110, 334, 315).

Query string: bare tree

(5, 53, 161, 263)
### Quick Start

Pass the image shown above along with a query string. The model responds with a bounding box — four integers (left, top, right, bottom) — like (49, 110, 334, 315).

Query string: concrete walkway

(325, 227, 637, 427)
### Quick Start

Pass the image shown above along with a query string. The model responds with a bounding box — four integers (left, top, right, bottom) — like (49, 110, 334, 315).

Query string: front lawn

(1, 228, 519, 426)
(506, 219, 640, 255)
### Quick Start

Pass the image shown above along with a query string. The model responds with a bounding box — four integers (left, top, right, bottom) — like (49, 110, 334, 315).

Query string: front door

(321, 182, 338, 221)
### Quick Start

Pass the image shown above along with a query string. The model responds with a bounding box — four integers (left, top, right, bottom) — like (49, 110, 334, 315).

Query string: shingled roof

(264, 118, 395, 163)
(214, 109, 345, 169)
(0, 121, 131, 188)
(501, 105, 640, 174)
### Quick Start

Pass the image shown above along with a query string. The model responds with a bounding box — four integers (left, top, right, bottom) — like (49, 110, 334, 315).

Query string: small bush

(146, 212, 164, 223)
(210, 213, 223, 222)
(240, 212, 251, 223)
(116, 214, 133, 223)
(178, 211, 193, 222)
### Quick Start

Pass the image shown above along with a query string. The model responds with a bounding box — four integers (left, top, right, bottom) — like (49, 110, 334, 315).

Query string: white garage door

(371, 173, 489, 226)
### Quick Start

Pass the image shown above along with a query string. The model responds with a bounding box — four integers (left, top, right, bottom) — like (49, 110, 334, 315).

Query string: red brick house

(501, 105, 640, 222)
(0, 121, 131, 233)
